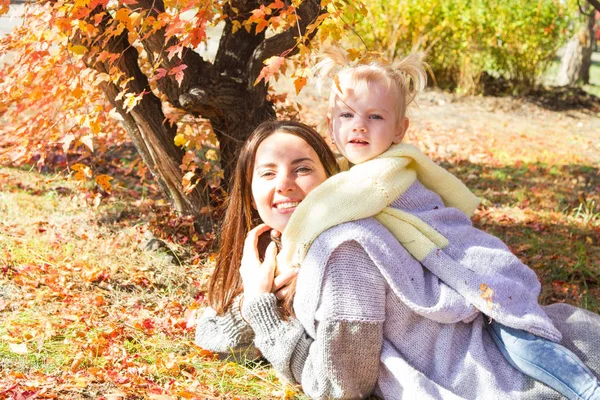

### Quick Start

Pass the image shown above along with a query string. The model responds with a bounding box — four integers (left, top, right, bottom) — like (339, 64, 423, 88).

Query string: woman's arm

(242, 241, 385, 399)
(194, 294, 260, 361)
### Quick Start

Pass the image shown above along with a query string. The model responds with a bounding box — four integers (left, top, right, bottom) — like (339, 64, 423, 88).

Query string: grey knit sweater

(195, 182, 600, 399)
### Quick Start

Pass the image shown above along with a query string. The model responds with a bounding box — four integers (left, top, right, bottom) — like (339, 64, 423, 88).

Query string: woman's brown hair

(207, 120, 339, 315)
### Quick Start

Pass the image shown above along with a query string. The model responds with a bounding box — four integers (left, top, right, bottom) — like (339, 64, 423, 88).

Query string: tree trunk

(557, 34, 584, 85)
(79, 26, 214, 233)
(579, 11, 596, 84)
(557, 8, 595, 86)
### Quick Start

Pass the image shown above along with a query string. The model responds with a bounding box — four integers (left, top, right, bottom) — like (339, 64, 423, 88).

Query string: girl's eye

(369, 114, 383, 120)
(340, 112, 353, 118)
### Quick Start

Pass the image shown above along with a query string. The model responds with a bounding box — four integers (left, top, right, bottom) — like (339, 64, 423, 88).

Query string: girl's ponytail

(392, 52, 427, 110)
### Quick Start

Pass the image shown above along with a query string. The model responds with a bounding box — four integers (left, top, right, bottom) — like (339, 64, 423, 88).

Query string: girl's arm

(194, 294, 260, 361)
(242, 241, 385, 399)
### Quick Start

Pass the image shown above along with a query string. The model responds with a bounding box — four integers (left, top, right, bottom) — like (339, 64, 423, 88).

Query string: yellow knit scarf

(277, 143, 480, 270)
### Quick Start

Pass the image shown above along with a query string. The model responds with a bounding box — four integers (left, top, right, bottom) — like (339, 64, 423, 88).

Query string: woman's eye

(259, 171, 275, 179)
(296, 166, 312, 174)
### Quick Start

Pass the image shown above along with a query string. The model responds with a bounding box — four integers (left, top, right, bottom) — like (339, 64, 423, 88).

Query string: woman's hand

(270, 229, 299, 300)
(240, 224, 278, 302)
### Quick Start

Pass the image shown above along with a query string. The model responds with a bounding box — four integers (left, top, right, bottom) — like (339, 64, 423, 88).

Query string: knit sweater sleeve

(242, 241, 385, 399)
(194, 295, 259, 361)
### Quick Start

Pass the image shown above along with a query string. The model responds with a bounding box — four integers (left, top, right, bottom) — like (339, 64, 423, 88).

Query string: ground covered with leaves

(1, 88, 599, 399)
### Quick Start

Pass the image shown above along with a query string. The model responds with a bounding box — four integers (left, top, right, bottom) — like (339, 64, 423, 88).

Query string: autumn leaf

(346, 47, 362, 62)
(80, 135, 94, 152)
(174, 133, 187, 147)
(151, 68, 168, 83)
(68, 44, 89, 56)
(95, 174, 113, 193)
(9, 343, 28, 355)
(293, 76, 307, 95)
(231, 20, 242, 33)
(62, 134, 77, 152)
(479, 283, 495, 311)
(0, 0, 9, 16)
(71, 163, 93, 181)
(269, 0, 285, 9)
(168, 64, 188, 87)
(333, 74, 343, 94)
(254, 56, 285, 85)
(255, 18, 270, 34)
(205, 149, 218, 161)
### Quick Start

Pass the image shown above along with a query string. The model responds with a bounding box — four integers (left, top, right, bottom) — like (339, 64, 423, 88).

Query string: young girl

(196, 120, 600, 399)
(274, 48, 600, 400)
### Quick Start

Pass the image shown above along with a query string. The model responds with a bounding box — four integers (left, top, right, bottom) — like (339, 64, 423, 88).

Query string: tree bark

(557, 6, 596, 86)
(579, 10, 596, 84)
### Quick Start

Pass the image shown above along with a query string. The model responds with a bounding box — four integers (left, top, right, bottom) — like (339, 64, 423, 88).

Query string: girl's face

(251, 131, 329, 233)
(328, 79, 408, 164)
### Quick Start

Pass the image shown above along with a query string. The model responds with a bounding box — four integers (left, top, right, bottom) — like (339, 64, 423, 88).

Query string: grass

(0, 167, 304, 398)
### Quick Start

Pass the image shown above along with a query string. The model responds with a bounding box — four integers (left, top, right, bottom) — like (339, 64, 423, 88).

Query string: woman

(196, 120, 600, 399)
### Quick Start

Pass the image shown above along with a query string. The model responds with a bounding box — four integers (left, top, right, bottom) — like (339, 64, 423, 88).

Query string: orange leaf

(95, 174, 113, 193)
(293, 76, 307, 95)
(255, 18, 269, 34)
(268, 0, 285, 9)
(0, 0, 9, 16)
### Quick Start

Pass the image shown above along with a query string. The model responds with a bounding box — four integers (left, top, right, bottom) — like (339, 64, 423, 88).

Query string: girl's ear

(251, 197, 257, 210)
(393, 117, 409, 144)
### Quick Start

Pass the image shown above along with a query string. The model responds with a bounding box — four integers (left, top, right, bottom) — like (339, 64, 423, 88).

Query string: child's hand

(240, 224, 278, 302)
(272, 266, 299, 300)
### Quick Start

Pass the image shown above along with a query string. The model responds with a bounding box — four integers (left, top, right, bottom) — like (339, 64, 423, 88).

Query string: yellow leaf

(89, 119, 101, 134)
(174, 133, 187, 147)
(69, 44, 88, 56)
(231, 20, 242, 34)
(205, 149, 218, 161)
(9, 343, 28, 355)
(123, 93, 140, 113)
(333, 74, 343, 94)
(347, 48, 362, 62)
(71, 163, 92, 181)
(479, 283, 495, 310)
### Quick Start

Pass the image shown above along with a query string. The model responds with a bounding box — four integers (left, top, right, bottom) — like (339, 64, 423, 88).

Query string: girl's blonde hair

(315, 47, 427, 125)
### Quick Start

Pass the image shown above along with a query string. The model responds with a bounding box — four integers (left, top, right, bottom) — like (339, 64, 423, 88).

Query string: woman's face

(251, 131, 329, 233)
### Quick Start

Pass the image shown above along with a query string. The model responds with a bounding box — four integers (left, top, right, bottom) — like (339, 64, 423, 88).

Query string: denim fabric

(488, 320, 600, 400)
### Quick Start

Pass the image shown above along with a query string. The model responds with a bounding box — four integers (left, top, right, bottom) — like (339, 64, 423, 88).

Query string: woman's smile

(273, 200, 302, 212)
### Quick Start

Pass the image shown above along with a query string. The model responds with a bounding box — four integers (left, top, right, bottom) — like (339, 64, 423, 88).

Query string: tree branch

(130, 0, 215, 108)
(247, 0, 322, 85)
(586, 0, 600, 12)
